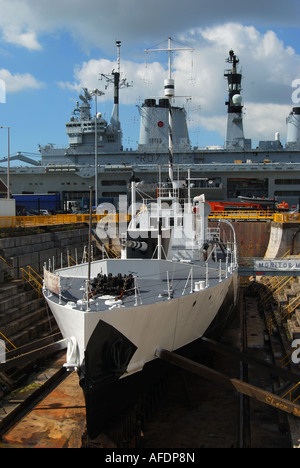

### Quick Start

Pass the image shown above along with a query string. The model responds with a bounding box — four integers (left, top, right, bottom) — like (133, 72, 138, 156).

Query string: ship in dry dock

(43, 180, 239, 439)
(42, 42, 239, 439)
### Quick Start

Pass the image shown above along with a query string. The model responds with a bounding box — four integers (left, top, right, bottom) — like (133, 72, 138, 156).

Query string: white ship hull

(45, 260, 238, 374)
(43, 257, 238, 438)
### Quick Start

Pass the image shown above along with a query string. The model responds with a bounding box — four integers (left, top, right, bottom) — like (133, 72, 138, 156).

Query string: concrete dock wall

(265, 222, 300, 258)
(1, 219, 297, 283)
(0, 228, 90, 282)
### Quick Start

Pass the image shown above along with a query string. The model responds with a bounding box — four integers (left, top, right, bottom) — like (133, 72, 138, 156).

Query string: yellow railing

(0, 213, 130, 229)
(0, 210, 299, 228)
(267, 293, 300, 334)
(0, 255, 12, 268)
(209, 211, 300, 221)
(20, 265, 43, 297)
(274, 213, 300, 223)
(281, 344, 300, 368)
(261, 276, 293, 306)
(208, 210, 274, 220)
(0, 331, 16, 351)
(281, 382, 300, 403)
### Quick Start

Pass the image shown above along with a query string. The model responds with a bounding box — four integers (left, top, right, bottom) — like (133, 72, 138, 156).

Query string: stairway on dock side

(0, 280, 59, 349)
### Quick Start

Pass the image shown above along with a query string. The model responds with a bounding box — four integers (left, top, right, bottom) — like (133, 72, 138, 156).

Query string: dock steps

(0, 279, 58, 350)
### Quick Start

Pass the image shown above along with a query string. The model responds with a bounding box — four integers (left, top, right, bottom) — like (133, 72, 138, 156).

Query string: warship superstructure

(1, 41, 300, 211)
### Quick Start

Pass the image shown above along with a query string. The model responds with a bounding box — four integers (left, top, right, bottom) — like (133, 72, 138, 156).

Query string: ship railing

(206, 227, 221, 242)
(157, 183, 180, 199)
(181, 257, 235, 296)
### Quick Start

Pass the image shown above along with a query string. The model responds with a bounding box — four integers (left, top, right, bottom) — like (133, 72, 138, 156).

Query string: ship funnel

(286, 107, 300, 149)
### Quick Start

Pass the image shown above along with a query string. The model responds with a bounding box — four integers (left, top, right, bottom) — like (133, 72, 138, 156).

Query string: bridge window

(227, 178, 268, 199)
(275, 179, 300, 185)
(102, 192, 126, 197)
(101, 180, 127, 186)
(275, 191, 300, 197)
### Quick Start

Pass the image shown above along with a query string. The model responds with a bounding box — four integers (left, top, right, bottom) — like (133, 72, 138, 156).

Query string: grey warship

(1, 41, 300, 211)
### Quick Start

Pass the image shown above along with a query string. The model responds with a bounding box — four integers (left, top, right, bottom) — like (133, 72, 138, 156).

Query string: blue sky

(0, 0, 300, 165)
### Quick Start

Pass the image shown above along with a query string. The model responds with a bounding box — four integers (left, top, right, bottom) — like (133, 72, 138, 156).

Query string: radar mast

(145, 37, 193, 187)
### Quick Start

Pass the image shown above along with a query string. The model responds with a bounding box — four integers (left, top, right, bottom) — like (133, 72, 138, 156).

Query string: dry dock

(0, 285, 298, 449)
(1, 215, 300, 448)
(1, 371, 85, 448)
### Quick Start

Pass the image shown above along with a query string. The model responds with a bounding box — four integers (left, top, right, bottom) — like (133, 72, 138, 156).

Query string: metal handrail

(208, 210, 274, 220)
(281, 344, 300, 368)
(268, 293, 300, 333)
(281, 382, 300, 402)
(20, 266, 43, 296)
(0, 331, 16, 351)
(0, 210, 299, 228)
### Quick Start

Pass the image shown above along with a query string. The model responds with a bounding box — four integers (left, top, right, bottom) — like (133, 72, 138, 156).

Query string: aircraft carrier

(1, 42, 300, 212)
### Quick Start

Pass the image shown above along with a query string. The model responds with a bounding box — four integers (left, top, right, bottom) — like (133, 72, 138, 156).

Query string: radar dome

(232, 94, 242, 105)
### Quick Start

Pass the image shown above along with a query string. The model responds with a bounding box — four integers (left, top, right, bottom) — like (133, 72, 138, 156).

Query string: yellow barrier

(0, 211, 299, 228)
(0, 213, 130, 229)
(274, 213, 300, 223)
(209, 211, 300, 221)
(208, 210, 274, 220)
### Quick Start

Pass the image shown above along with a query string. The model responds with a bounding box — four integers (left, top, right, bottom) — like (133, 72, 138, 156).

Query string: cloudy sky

(0, 0, 300, 163)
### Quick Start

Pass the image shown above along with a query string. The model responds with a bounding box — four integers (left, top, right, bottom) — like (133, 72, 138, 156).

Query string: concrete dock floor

(1, 371, 86, 448)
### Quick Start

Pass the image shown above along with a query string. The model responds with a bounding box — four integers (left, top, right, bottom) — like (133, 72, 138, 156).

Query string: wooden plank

(156, 348, 300, 418)
(231, 379, 300, 417)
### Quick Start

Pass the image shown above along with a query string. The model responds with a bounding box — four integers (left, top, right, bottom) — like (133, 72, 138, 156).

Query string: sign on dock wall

(254, 259, 300, 272)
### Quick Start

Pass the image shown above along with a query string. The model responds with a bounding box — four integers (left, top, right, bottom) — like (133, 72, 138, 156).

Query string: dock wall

(210, 220, 271, 259)
(0, 228, 90, 282)
(233, 221, 271, 258)
(264, 222, 300, 258)
(0, 219, 298, 283)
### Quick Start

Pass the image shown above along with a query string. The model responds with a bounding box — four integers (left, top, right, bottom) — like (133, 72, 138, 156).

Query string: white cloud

(0, 0, 42, 50)
(62, 23, 300, 144)
(0, 0, 299, 52)
(1, 0, 298, 144)
(0, 69, 44, 92)
(243, 103, 291, 143)
(2, 28, 41, 51)
(59, 58, 166, 107)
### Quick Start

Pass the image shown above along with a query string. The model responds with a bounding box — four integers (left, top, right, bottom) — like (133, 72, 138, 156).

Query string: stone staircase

(0, 227, 90, 281)
(0, 280, 58, 350)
